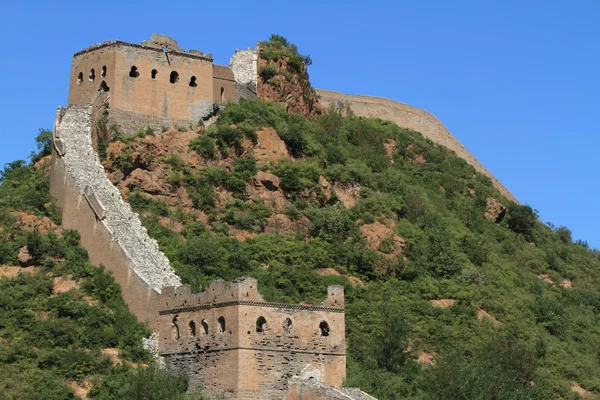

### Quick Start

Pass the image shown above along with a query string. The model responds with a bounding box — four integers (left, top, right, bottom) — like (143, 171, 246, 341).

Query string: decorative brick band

(159, 346, 346, 357)
(159, 300, 345, 315)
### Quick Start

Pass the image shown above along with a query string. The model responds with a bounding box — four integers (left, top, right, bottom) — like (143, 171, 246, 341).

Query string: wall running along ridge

(48, 106, 354, 399)
(316, 89, 517, 203)
(49, 105, 181, 321)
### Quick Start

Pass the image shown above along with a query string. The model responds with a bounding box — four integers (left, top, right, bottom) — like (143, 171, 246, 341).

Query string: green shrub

(308, 206, 354, 243)
(507, 204, 538, 239)
(190, 136, 217, 160)
(259, 65, 278, 80)
(90, 366, 191, 400)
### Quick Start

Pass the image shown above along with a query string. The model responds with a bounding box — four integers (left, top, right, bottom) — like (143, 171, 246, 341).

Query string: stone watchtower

(156, 278, 346, 399)
(67, 34, 255, 135)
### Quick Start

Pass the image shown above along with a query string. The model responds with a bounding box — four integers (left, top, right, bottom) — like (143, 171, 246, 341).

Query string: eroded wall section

(316, 89, 517, 203)
(49, 105, 181, 324)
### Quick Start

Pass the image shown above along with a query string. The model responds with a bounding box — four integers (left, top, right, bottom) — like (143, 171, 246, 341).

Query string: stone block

(83, 186, 106, 220)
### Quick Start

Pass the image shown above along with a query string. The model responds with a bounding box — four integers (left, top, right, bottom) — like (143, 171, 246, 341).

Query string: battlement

(158, 278, 344, 313)
(73, 39, 214, 62)
(154, 278, 346, 398)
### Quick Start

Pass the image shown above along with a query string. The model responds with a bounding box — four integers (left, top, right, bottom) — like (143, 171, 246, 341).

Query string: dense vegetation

(114, 99, 600, 400)
(0, 135, 193, 399)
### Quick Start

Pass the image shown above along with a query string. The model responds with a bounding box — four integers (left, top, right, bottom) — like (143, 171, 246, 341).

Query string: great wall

(49, 34, 517, 399)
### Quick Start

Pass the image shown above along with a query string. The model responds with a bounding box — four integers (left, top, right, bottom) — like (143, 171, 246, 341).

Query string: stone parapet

(51, 106, 181, 295)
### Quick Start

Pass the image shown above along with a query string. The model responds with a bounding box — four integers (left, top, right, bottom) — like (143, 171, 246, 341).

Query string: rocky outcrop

(360, 221, 406, 258)
(253, 127, 290, 165)
(257, 49, 319, 118)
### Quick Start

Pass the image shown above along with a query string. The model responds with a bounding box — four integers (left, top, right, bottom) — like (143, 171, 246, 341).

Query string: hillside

(97, 96, 600, 399)
(5, 34, 600, 400)
(0, 136, 194, 399)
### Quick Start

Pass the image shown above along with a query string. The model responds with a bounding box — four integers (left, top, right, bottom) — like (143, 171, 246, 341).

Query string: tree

(507, 204, 537, 240)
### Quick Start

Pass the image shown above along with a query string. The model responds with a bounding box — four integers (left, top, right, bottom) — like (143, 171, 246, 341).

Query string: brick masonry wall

(49, 105, 181, 326)
(69, 42, 216, 134)
(156, 279, 346, 399)
(316, 89, 518, 203)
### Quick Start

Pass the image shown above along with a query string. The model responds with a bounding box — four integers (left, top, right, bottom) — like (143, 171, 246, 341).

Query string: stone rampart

(49, 105, 181, 323)
(288, 379, 378, 400)
(316, 89, 517, 203)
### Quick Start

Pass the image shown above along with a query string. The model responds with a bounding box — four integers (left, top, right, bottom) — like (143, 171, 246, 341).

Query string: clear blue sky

(1, 1, 598, 248)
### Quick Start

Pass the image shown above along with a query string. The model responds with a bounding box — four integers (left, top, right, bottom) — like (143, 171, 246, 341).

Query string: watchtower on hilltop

(68, 34, 257, 134)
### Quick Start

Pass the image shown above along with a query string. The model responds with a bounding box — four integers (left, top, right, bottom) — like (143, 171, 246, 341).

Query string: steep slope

(0, 134, 191, 399)
(317, 89, 517, 203)
(106, 100, 600, 400)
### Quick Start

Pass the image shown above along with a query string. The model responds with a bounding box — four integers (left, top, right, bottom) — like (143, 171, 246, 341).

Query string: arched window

(319, 321, 330, 337)
(189, 321, 196, 338)
(77, 72, 83, 84)
(256, 316, 267, 334)
(99, 81, 110, 93)
(189, 76, 197, 87)
(220, 87, 225, 103)
(172, 315, 180, 340)
(283, 318, 292, 335)
(201, 319, 208, 336)
(101, 65, 106, 77)
(218, 316, 226, 334)
(129, 66, 139, 78)
(89, 69, 95, 82)
(170, 71, 179, 84)
(151, 69, 158, 79)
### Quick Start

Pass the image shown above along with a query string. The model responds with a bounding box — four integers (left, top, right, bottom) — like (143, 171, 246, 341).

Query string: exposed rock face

(257, 50, 319, 118)
(10, 211, 58, 234)
(17, 246, 35, 267)
(360, 221, 406, 259)
(429, 299, 456, 308)
(256, 171, 280, 191)
(477, 308, 501, 326)
(333, 184, 359, 209)
(253, 127, 291, 165)
(264, 213, 310, 235)
(485, 197, 507, 223)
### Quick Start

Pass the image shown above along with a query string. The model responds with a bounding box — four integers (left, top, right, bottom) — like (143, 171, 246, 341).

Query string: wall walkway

(49, 105, 181, 323)
(316, 89, 517, 203)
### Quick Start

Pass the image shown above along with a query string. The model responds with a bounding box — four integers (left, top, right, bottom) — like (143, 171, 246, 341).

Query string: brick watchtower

(68, 34, 253, 136)
(155, 278, 346, 399)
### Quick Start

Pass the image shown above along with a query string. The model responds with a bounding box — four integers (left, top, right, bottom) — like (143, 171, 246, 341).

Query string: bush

(190, 136, 216, 160)
(507, 204, 537, 239)
(259, 65, 278, 80)
(308, 206, 354, 243)
(90, 366, 191, 400)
